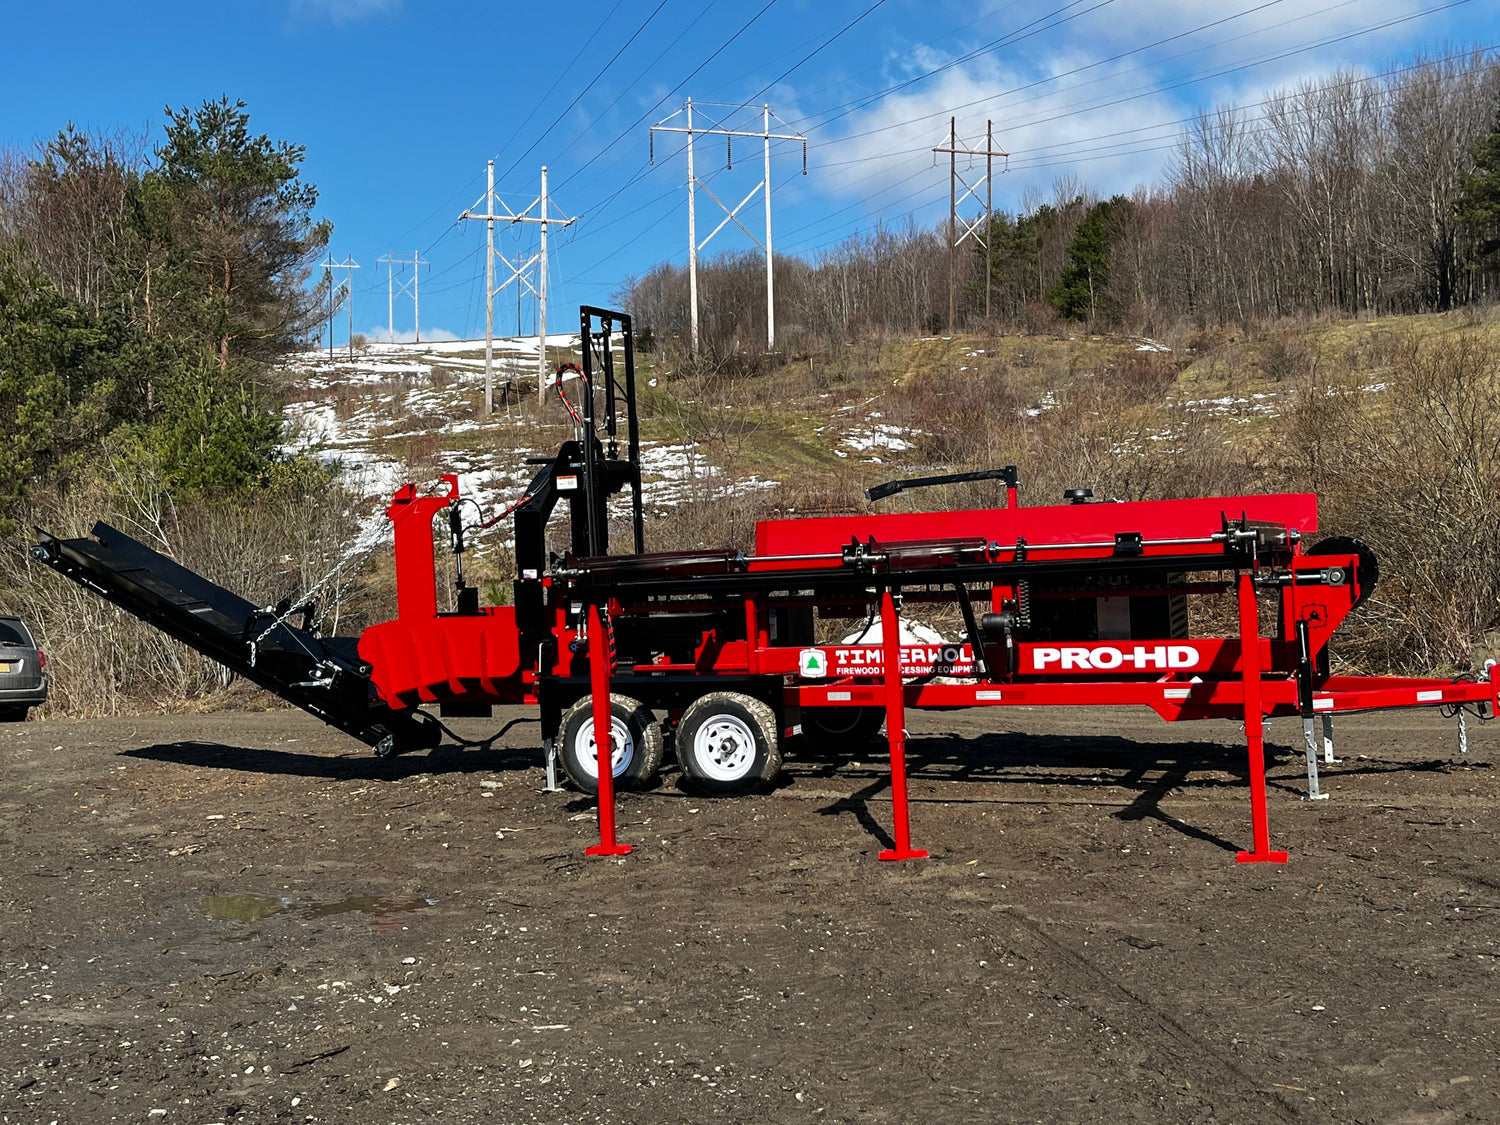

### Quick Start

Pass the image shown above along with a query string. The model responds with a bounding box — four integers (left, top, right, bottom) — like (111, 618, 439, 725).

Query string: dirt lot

(0, 704, 1496, 1125)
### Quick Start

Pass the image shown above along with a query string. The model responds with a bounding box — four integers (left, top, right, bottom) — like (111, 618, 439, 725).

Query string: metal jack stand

(1322, 713, 1338, 764)
(1300, 718, 1328, 800)
(543, 737, 561, 793)
(1295, 620, 1328, 800)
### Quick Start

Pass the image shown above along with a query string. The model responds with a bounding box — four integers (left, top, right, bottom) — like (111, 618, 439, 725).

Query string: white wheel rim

(692, 714, 758, 782)
(573, 714, 635, 780)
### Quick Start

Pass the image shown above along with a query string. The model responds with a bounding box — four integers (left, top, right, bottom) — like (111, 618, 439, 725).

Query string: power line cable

(489, 0, 629, 175)
(810, 0, 1472, 159)
(771, 33, 1493, 253)
(554, 2, 887, 251)
(539, 1, 724, 189)
(737, 0, 890, 103)
(809, 0, 1307, 160)
(550, 0, 782, 195)
(495, 0, 672, 184)
(788, 0, 1120, 131)
(567, 0, 1394, 254)
(737, 0, 1031, 111)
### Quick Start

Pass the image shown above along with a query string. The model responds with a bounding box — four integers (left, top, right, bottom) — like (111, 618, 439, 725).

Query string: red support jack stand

(878, 589, 928, 862)
(584, 604, 632, 858)
(1235, 572, 1288, 865)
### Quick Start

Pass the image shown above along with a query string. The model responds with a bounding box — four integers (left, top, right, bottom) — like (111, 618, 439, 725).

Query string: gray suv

(0, 615, 47, 720)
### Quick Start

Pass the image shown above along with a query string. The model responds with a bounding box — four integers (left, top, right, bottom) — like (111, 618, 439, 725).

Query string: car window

(0, 620, 32, 646)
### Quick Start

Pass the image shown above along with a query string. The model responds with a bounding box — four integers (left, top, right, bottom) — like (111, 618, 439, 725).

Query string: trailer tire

(799, 706, 885, 756)
(676, 692, 782, 796)
(558, 694, 663, 795)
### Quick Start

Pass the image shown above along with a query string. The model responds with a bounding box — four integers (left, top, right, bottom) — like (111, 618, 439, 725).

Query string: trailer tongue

(28, 306, 1497, 863)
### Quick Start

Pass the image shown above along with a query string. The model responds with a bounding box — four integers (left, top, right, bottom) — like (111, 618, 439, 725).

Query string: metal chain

(249, 510, 392, 664)
(250, 478, 538, 666)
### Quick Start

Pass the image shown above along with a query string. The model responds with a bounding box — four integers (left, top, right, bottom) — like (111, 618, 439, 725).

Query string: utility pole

(933, 119, 1008, 332)
(459, 163, 574, 408)
(651, 99, 807, 355)
(378, 251, 426, 342)
(538, 165, 551, 404)
(321, 254, 360, 357)
(326, 261, 333, 360)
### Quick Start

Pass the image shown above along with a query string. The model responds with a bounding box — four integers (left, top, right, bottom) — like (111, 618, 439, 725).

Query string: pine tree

(137, 96, 330, 368)
(0, 99, 334, 505)
(1047, 196, 1131, 323)
(1456, 107, 1500, 270)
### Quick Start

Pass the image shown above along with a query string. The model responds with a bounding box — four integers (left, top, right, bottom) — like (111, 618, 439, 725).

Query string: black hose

(418, 710, 541, 749)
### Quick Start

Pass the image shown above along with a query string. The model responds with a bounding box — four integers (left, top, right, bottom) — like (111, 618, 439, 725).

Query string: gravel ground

(0, 704, 1495, 1124)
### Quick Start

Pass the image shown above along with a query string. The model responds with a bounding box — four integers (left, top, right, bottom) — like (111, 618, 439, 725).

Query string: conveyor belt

(30, 523, 437, 754)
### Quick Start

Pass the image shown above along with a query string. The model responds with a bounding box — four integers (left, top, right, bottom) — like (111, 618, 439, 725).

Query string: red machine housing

(359, 476, 524, 710)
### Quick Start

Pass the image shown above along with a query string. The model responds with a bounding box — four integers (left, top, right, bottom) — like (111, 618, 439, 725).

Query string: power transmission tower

(933, 118, 1008, 332)
(378, 251, 427, 343)
(459, 162, 572, 411)
(651, 99, 807, 356)
(321, 254, 360, 358)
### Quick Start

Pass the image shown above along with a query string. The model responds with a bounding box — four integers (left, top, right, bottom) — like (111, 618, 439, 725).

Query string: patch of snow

(1024, 389, 1060, 417)
(844, 424, 915, 454)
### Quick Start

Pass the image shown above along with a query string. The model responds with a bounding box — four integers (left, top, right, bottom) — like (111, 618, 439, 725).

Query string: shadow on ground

(122, 739, 539, 780)
(122, 726, 1476, 852)
(790, 729, 1471, 854)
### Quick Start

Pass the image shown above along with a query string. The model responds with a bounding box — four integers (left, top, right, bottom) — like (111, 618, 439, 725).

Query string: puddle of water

(199, 894, 291, 923)
(304, 895, 438, 920)
(197, 893, 438, 926)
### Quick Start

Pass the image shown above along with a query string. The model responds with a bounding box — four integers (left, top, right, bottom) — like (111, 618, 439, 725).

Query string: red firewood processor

(32, 307, 1494, 864)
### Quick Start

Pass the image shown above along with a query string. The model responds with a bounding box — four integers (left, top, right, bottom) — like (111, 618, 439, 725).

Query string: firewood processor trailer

(31, 307, 1496, 864)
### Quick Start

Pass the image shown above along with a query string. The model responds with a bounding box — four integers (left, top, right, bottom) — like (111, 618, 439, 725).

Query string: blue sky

(4, 0, 1495, 343)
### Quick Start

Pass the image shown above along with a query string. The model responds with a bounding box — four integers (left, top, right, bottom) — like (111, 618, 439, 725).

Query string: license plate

(0, 662, 12, 673)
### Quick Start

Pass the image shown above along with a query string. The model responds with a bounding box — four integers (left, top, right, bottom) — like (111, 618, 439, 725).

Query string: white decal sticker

(827, 644, 976, 677)
(1033, 644, 1201, 672)
(798, 648, 828, 678)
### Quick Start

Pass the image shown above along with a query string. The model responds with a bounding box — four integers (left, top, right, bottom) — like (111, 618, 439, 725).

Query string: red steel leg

(1235, 572, 1288, 865)
(585, 604, 631, 857)
(878, 590, 927, 862)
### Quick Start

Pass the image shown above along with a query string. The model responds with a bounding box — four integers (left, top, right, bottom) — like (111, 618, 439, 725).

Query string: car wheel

(676, 692, 782, 796)
(558, 694, 663, 795)
(0, 706, 28, 722)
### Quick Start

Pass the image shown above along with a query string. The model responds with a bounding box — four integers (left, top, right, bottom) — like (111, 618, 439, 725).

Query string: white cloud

(290, 0, 400, 25)
(820, 56, 1181, 220)
(809, 0, 1465, 224)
